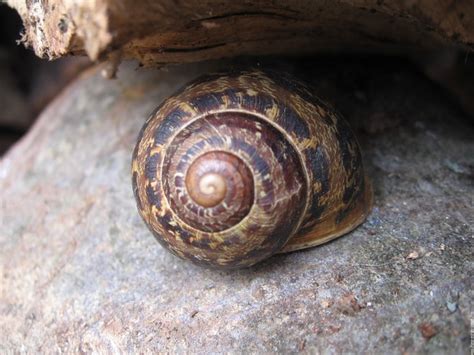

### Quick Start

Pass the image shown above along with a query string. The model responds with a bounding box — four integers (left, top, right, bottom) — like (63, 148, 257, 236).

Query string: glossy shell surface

(132, 70, 372, 269)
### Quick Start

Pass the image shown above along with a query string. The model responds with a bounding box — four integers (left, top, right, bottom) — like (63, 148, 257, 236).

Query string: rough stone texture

(6, 0, 474, 65)
(0, 58, 473, 353)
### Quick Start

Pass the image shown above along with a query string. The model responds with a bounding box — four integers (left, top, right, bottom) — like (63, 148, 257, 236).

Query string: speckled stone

(0, 58, 472, 353)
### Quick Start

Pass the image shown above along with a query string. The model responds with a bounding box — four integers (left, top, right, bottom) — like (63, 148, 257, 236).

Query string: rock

(0, 58, 472, 353)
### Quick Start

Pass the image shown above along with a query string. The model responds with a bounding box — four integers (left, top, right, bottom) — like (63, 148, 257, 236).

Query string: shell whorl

(185, 151, 249, 209)
(132, 70, 372, 269)
(157, 110, 307, 260)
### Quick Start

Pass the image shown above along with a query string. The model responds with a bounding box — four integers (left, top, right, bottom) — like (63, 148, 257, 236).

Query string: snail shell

(132, 70, 372, 269)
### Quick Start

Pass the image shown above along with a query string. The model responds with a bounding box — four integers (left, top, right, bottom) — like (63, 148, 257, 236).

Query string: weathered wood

(6, 0, 474, 65)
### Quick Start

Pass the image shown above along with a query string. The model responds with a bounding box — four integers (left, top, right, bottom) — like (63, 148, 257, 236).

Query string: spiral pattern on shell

(161, 111, 307, 236)
(132, 70, 372, 269)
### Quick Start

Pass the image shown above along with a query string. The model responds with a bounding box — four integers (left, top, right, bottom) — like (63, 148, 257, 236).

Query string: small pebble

(321, 300, 332, 308)
(446, 301, 457, 313)
(418, 322, 437, 339)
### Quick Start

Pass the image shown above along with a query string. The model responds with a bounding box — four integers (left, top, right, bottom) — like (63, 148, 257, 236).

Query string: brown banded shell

(132, 70, 373, 269)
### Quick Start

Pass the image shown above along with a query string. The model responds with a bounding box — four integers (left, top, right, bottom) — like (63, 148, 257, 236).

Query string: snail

(132, 69, 373, 269)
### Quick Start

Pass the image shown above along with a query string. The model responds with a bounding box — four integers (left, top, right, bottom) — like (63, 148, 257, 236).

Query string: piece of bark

(6, 0, 474, 65)
(0, 58, 472, 352)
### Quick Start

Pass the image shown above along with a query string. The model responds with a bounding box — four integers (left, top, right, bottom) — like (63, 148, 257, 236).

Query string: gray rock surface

(0, 58, 472, 353)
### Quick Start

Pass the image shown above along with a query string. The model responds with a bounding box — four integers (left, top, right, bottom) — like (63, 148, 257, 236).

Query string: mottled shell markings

(132, 70, 373, 269)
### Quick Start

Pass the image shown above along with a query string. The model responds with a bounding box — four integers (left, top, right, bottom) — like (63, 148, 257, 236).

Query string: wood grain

(6, 0, 474, 65)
